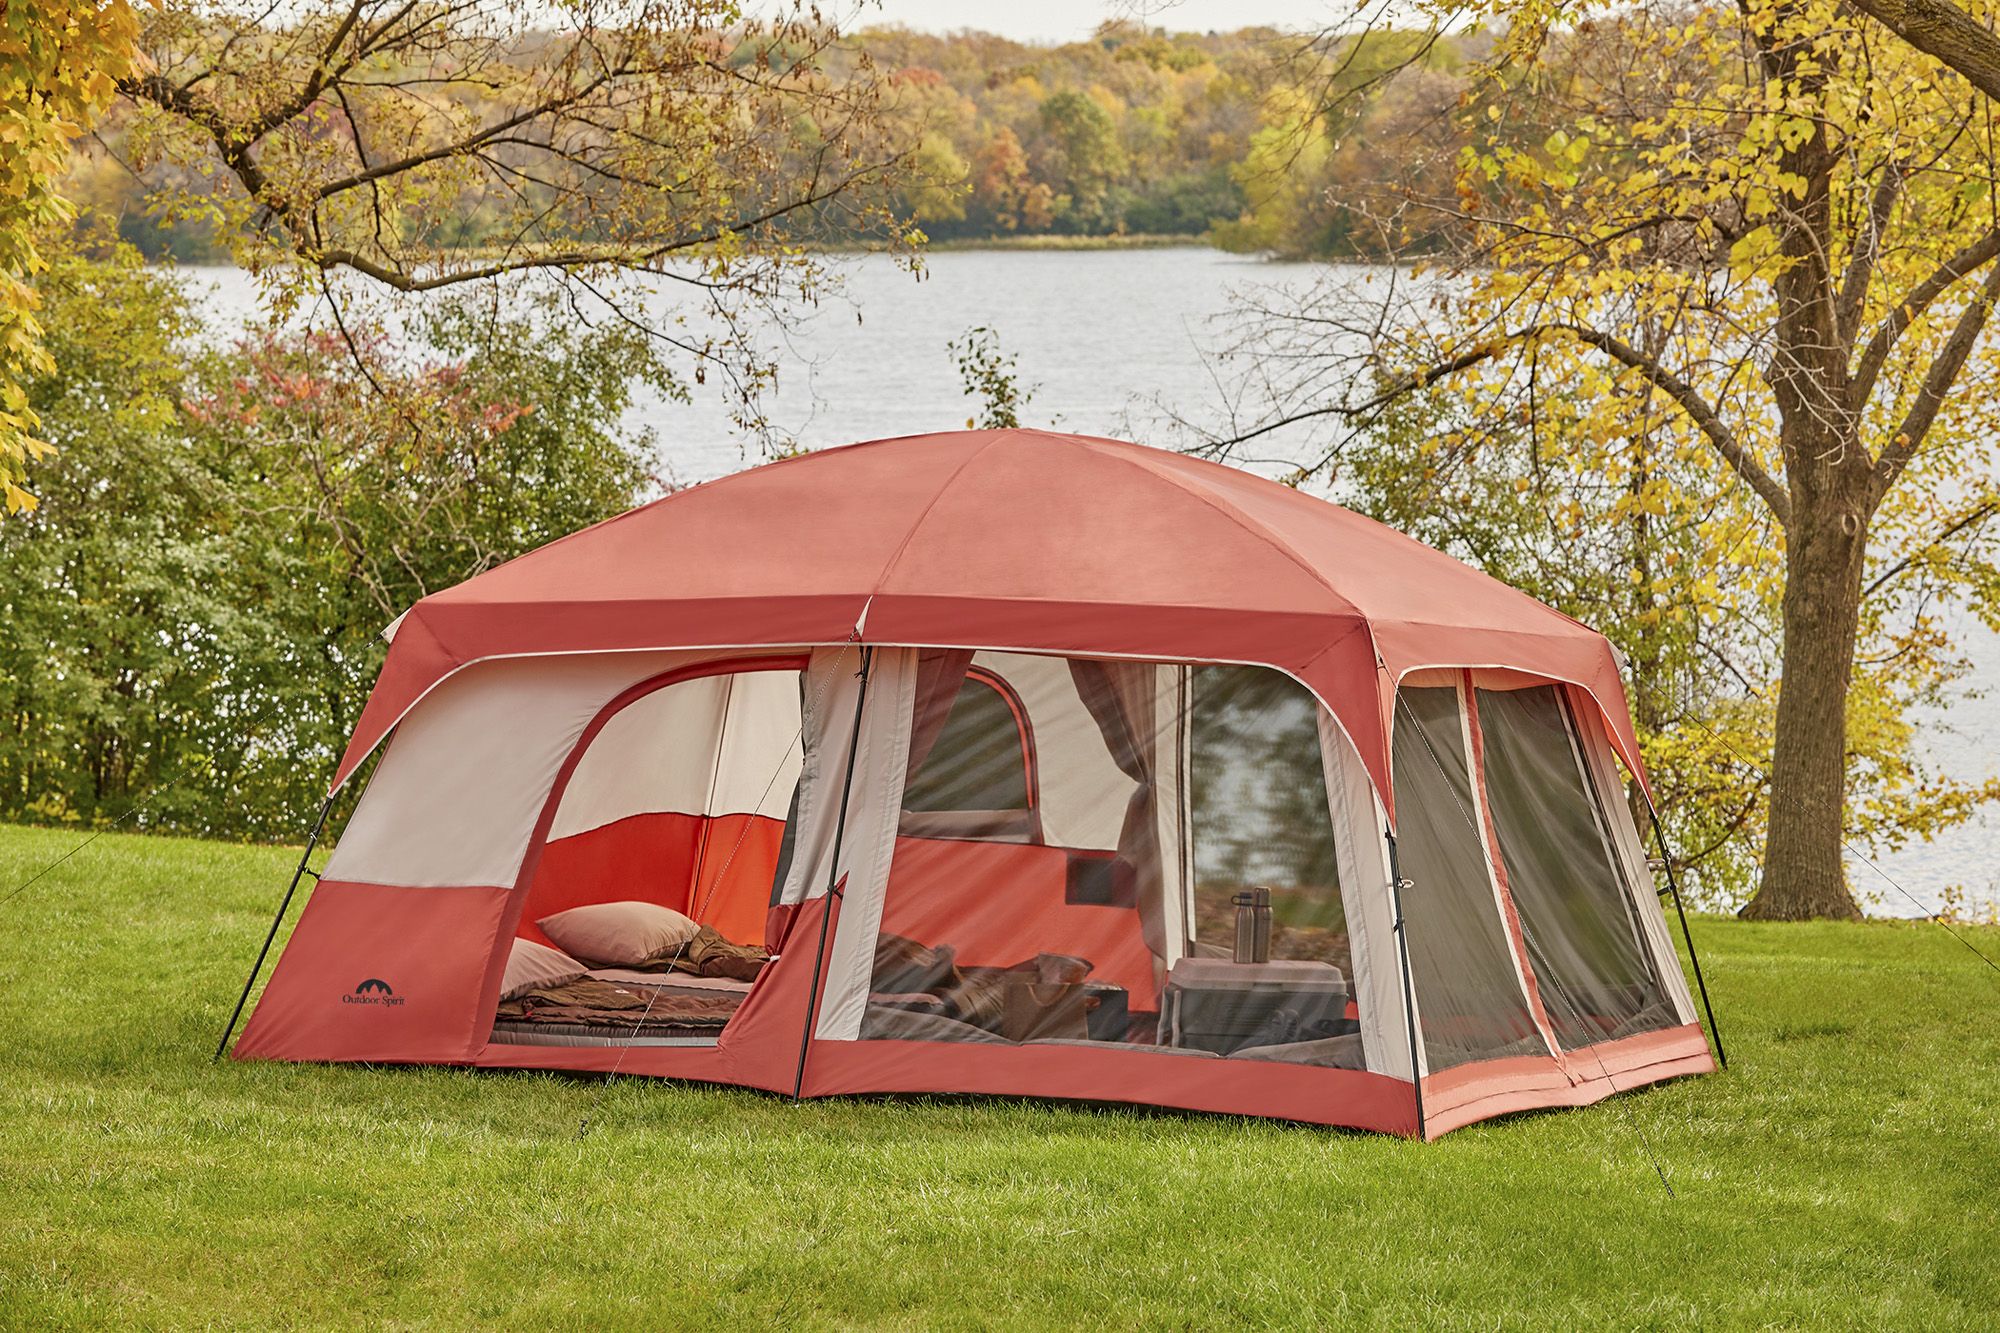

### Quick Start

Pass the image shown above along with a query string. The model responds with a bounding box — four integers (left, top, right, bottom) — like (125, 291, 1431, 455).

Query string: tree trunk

(1745, 504, 1867, 920)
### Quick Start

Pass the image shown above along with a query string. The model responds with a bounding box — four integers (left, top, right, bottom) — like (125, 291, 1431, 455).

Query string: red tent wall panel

(518, 810, 783, 948)
(519, 812, 703, 943)
(234, 873, 1699, 1138)
(686, 814, 785, 945)
(879, 836, 1155, 1002)
(234, 881, 506, 1063)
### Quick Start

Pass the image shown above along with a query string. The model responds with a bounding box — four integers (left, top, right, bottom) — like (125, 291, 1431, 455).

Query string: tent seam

(867, 432, 1015, 599)
(1063, 433, 1364, 617)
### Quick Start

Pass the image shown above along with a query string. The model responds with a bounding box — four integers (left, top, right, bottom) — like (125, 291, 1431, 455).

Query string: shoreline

(148, 234, 1240, 271)
(918, 233, 1211, 252)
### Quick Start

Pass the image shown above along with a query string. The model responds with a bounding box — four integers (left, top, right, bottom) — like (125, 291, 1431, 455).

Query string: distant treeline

(68, 21, 1474, 262)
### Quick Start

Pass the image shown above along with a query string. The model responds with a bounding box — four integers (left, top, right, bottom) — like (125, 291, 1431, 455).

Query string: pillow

(501, 937, 586, 1000)
(537, 900, 701, 967)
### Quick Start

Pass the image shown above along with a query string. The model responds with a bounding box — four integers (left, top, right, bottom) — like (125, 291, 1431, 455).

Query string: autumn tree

(880, 66, 974, 228)
(1842, 0, 2000, 103)
(1, 230, 661, 837)
(114, 0, 920, 441)
(1204, 1, 2000, 918)
(1212, 27, 1464, 258)
(969, 126, 1056, 233)
(1328, 386, 1791, 905)
(0, 0, 140, 511)
(1038, 90, 1128, 230)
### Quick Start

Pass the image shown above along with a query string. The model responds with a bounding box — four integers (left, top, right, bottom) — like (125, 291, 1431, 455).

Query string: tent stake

(214, 793, 335, 1062)
(1643, 798, 1726, 1069)
(792, 646, 873, 1102)
(1385, 829, 1426, 1141)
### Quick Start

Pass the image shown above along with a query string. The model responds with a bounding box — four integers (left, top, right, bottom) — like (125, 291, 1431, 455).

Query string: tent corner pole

(792, 645, 874, 1103)
(1642, 794, 1726, 1069)
(1385, 827, 1426, 1141)
(214, 792, 335, 1062)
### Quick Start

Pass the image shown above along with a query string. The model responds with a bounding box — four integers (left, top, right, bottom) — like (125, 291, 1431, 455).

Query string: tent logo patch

(342, 978, 405, 1008)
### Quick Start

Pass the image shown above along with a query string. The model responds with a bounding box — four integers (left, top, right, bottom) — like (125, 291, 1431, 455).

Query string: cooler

(1162, 958, 1350, 1055)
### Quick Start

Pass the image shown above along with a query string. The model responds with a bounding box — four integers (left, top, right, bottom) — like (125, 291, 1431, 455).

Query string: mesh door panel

(1475, 687, 1676, 1046)
(1392, 686, 1546, 1071)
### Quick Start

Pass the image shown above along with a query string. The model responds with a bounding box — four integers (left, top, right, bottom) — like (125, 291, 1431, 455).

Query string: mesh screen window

(865, 653, 1363, 1069)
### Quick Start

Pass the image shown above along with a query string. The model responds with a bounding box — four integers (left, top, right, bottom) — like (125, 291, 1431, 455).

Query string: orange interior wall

(520, 810, 783, 948)
(879, 836, 1156, 1004)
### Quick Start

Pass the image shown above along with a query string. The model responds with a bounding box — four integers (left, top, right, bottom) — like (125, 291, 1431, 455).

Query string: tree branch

(309, 150, 897, 291)
(1207, 321, 1793, 526)
(1861, 499, 1999, 598)
(1199, 340, 1510, 451)
(1874, 256, 2000, 497)
(1547, 322, 1794, 526)
(1844, 0, 2000, 105)
(242, 0, 373, 140)
(309, 66, 623, 203)
(1835, 161, 1904, 346)
(1853, 224, 2000, 401)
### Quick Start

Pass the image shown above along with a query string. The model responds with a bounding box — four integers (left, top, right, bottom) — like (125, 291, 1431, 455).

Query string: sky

(853, 1, 1337, 43)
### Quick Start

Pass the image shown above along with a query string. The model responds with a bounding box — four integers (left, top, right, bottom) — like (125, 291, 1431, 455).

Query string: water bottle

(1233, 887, 1273, 963)
(1231, 891, 1255, 962)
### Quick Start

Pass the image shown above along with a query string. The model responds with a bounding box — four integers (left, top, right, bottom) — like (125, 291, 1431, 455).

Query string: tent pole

(792, 645, 873, 1103)
(214, 793, 335, 1062)
(1642, 795, 1726, 1069)
(1385, 828, 1426, 1141)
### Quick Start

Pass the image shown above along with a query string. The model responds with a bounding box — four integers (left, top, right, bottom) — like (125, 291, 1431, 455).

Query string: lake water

(175, 248, 2000, 917)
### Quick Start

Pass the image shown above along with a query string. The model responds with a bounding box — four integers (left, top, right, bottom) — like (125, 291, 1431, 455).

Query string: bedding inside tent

(492, 665, 801, 1045)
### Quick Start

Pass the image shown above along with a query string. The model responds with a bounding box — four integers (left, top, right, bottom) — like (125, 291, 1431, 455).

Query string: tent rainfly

(229, 429, 1719, 1138)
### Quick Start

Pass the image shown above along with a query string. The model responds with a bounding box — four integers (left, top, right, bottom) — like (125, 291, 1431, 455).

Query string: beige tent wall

(1320, 710, 1419, 1084)
(548, 670, 801, 838)
(798, 646, 920, 1040)
(322, 649, 795, 891)
(973, 651, 1133, 852)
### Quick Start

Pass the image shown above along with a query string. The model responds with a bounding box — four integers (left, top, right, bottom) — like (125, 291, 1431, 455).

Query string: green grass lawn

(0, 822, 1995, 1329)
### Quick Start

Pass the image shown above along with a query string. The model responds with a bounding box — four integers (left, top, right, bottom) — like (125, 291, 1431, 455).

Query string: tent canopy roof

(335, 429, 1646, 816)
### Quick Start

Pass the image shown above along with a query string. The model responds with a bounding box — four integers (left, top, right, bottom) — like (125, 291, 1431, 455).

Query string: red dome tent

(229, 429, 1718, 1138)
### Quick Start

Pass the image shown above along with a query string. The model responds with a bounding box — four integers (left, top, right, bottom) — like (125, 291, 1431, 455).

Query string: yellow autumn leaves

(0, 0, 141, 513)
